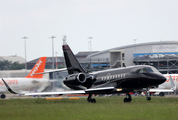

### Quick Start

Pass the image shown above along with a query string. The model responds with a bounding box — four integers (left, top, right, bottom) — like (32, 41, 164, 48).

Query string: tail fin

(62, 44, 88, 74)
(169, 75, 176, 91)
(25, 57, 47, 78)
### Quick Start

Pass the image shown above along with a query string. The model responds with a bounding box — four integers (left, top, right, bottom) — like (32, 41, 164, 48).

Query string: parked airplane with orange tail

(0, 57, 48, 99)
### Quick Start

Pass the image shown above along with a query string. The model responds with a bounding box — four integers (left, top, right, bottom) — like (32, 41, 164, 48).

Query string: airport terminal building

(25, 41, 178, 74)
(80, 41, 178, 74)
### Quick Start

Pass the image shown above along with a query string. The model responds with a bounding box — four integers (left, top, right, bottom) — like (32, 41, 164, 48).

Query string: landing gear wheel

(146, 97, 151, 101)
(92, 98, 96, 103)
(124, 98, 128, 102)
(159, 92, 165, 97)
(124, 98, 132, 102)
(124, 93, 132, 102)
(87, 93, 96, 103)
(1, 94, 6, 99)
(88, 98, 96, 103)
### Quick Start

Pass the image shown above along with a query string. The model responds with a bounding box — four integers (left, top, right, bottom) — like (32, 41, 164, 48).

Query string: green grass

(0, 96, 178, 120)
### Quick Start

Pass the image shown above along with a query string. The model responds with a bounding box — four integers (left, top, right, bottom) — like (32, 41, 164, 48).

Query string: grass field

(0, 96, 178, 120)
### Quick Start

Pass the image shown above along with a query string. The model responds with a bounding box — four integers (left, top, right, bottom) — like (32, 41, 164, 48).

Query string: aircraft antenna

(63, 35, 67, 45)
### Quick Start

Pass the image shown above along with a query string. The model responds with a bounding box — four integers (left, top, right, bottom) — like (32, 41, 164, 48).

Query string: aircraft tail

(62, 44, 88, 74)
(25, 57, 47, 78)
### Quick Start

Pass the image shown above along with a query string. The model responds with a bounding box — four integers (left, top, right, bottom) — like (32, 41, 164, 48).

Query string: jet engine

(63, 73, 95, 89)
(64, 73, 87, 84)
(77, 73, 86, 83)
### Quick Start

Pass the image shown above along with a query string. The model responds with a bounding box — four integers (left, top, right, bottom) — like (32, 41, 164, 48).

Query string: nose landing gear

(145, 88, 151, 101)
(124, 93, 132, 102)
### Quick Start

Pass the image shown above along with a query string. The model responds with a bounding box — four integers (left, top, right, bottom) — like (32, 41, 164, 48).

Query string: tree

(10, 62, 25, 70)
(0, 60, 11, 70)
(0, 60, 25, 70)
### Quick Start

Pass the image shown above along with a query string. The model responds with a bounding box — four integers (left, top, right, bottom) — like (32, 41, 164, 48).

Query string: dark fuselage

(63, 65, 166, 94)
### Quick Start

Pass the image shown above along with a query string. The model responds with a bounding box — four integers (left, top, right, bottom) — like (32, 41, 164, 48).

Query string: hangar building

(0, 55, 25, 64)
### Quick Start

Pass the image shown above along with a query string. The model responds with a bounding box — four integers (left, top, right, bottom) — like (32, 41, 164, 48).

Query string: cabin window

(118, 74, 120, 78)
(107, 76, 110, 80)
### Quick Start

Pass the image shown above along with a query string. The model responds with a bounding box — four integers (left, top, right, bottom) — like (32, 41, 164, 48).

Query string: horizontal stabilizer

(33, 68, 67, 75)
(149, 89, 173, 92)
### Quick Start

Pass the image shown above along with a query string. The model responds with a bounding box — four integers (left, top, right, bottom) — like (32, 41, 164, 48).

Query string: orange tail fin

(25, 57, 47, 78)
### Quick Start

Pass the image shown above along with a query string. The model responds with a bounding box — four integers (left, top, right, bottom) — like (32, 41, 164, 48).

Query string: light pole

(133, 39, 137, 53)
(49, 36, 56, 70)
(55, 51, 58, 69)
(88, 37, 93, 70)
(22, 36, 28, 73)
(133, 39, 137, 65)
(88, 37, 93, 54)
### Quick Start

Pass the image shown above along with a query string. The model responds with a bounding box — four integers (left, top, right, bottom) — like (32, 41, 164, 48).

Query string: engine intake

(77, 73, 86, 83)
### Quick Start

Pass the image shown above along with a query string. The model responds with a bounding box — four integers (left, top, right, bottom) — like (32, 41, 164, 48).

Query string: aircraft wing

(25, 90, 86, 96)
(1, 79, 21, 94)
(33, 68, 67, 75)
(25, 87, 114, 96)
(1, 78, 115, 95)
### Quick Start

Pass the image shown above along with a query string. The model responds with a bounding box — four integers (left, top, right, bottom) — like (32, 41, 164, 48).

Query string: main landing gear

(1, 93, 6, 99)
(87, 93, 96, 103)
(124, 93, 132, 102)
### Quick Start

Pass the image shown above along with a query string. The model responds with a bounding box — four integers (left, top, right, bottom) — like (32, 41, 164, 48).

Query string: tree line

(0, 60, 25, 70)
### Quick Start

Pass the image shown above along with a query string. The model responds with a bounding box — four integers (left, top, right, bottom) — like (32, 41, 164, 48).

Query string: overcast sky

(0, 0, 178, 61)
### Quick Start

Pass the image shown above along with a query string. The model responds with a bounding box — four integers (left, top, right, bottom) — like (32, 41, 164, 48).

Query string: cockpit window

(139, 67, 160, 73)
(139, 68, 148, 73)
(150, 67, 160, 73)
(146, 67, 154, 72)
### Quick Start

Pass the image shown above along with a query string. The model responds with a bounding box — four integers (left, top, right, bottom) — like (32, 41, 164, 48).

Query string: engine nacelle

(63, 73, 94, 89)
(77, 73, 86, 83)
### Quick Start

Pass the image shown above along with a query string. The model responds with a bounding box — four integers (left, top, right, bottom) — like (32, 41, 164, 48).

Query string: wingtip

(1, 78, 21, 94)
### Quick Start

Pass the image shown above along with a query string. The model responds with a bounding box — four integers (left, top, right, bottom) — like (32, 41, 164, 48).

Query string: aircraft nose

(147, 73, 166, 85)
(158, 75, 166, 84)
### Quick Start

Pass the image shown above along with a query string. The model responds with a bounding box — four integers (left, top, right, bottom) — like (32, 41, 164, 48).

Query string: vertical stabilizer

(169, 75, 176, 90)
(62, 44, 88, 74)
(25, 57, 47, 78)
